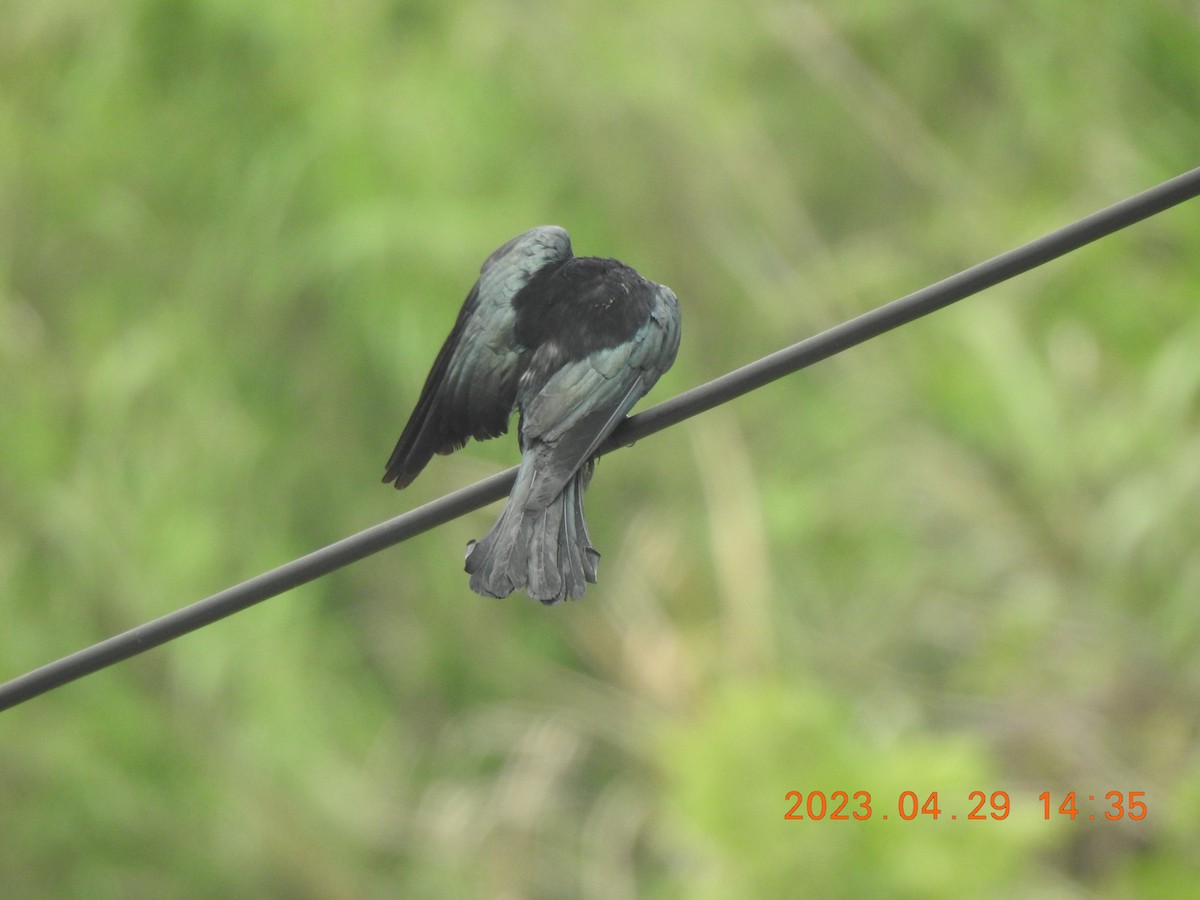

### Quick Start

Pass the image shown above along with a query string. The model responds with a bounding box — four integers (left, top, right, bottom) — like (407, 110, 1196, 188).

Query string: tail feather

(563, 462, 599, 584)
(464, 502, 524, 599)
(466, 460, 599, 604)
(526, 496, 566, 601)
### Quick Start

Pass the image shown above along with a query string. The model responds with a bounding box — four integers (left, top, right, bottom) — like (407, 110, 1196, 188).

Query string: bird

(382, 225, 681, 604)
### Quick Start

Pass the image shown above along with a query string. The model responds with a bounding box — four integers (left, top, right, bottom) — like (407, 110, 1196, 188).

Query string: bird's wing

(383, 226, 573, 488)
(519, 283, 680, 507)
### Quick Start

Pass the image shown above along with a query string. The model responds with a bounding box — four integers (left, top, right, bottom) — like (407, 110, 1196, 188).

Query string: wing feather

(518, 283, 680, 506)
(383, 226, 573, 487)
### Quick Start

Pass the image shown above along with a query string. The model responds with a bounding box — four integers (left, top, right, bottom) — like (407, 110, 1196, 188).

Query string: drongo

(383, 226, 681, 604)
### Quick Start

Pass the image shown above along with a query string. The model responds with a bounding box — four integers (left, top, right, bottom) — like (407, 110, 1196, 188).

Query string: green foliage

(657, 679, 1046, 898)
(2, 0, 1199, 896)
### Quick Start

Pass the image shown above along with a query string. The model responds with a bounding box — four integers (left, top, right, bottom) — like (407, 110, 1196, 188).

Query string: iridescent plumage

(384, 226, 680, 603)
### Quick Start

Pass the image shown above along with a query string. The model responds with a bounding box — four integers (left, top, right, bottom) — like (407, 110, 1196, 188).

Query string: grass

(2, 0, 1199, 896)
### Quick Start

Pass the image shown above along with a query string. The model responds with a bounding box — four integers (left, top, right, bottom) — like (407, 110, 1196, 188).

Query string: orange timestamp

(783, 790, 1148, 822)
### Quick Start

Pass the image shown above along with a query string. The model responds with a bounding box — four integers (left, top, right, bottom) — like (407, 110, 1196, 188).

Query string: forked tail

(465, 460, 598, 604)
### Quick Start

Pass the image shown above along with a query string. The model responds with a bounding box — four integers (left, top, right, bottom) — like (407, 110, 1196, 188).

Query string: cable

(608, 165, 1200, 446)
(3, 165, 1199, 712)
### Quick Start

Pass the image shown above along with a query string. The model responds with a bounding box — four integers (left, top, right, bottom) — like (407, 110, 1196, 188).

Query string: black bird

(383, 226, 681, 604)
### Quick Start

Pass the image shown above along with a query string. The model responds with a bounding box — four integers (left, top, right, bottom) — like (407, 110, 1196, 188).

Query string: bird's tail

(465, 459, 599, 604)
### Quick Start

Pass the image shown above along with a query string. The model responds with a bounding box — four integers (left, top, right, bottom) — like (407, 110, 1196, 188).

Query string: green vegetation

(3, 0, 1199, 896)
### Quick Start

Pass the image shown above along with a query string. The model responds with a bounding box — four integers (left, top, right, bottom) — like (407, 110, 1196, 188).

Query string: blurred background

(3, 0, 1199, 896)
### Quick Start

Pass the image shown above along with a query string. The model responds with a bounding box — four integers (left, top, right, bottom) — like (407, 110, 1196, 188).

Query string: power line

(3, 165, 1199, 712)
(607, 165, 1200, 446)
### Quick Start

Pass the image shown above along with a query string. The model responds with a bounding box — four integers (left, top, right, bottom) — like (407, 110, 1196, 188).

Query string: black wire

(3, 166, 1199, 712)
(608, 165, 1200, 447)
